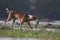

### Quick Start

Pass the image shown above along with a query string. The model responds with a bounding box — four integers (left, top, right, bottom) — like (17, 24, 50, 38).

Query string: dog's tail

(6, 8, 10, 13)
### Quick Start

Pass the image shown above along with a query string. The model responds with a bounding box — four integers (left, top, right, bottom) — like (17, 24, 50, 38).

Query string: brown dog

(5, 8, 37, 30)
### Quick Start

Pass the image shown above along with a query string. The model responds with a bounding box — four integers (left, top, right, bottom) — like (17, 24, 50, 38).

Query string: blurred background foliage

(0, 0, 59, 20)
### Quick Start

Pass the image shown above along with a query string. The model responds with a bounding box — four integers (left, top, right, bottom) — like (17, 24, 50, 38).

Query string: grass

(0, 29, 60, 40)
(0, 23, 60, 40)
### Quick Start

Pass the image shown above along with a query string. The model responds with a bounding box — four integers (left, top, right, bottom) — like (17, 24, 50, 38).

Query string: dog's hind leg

(11, 18, 16, 29)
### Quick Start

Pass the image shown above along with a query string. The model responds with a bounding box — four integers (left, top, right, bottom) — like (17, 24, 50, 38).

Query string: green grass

(0, 29, 60, 40)
(0, 23, 60, 40)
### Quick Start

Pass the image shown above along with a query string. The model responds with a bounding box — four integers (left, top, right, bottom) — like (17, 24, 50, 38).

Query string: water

(0, 20, 60, 31)
(0, 20, 60, 25)
(0, 20, 60, 32)
(30, 20, 60, 25)
(0, 38, 53, 40)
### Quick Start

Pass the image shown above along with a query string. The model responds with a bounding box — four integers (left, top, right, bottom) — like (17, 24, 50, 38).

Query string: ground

(0, 23, 60, 40)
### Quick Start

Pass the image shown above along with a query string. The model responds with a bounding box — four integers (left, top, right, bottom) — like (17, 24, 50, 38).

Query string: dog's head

(28, 15, 36, 20)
